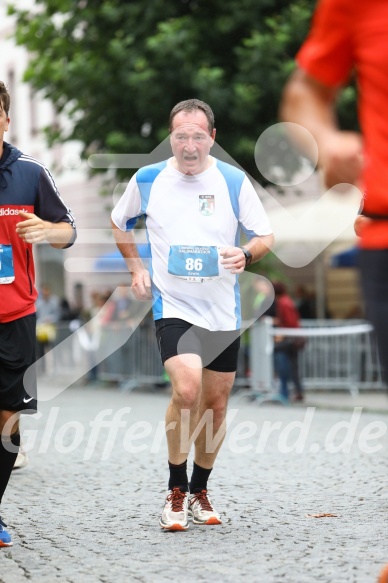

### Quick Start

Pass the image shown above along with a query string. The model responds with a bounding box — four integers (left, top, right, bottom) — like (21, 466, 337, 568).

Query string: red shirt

(0, 143, 76, 322)
(297, 0, 388, 249)
(276, 295, 300, 329)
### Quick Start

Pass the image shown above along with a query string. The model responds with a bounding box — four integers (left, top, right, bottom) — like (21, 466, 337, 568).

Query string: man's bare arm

(16, 211, 75, 249)
(111, 219, 152, 300)
(220, 233, 274, 274)
(280, 68, 363, 189)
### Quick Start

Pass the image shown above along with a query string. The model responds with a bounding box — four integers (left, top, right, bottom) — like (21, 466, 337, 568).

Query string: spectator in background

(35, 284, 60, 372)
(294, 285, 316, 320)
(99, 289, 117, 324)
(77, 290, 116, 384)
(112, 285, 134, 324)
(59, 297, 77, 322)
(252, 278, 275, 319)
(272, 282, 305, 402)
(55, 297, 81, 369)
(77, 291, 103, 384)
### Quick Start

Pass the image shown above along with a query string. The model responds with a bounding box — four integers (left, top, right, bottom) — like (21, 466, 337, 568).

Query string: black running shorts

(0, 314, 38, 414)
(155, 318, 241, 372)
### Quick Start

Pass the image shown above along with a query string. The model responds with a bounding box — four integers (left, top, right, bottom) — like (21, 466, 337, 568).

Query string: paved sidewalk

(1, 382, 387, 583)
(302, 390, 388, 414)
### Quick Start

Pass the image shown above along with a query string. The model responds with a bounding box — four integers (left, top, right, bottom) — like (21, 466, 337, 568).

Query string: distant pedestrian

(294, 285, 315, 319)
(36, 283, 60, 372)
(272, 282, 304, 402)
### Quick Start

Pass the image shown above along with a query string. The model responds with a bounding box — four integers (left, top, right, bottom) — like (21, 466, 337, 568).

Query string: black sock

(168, 460, 188, 492)
(0, 432, 20, 505)
(189, 462, 212, 493)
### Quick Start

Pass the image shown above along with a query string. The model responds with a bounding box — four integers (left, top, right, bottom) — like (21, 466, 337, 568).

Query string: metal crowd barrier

(298, 319, 384, 393)
(248, 318, 385, 397)
(97, 319, 165, 390)
(35, 318, 161, 388)
(40, 317, 385, 395)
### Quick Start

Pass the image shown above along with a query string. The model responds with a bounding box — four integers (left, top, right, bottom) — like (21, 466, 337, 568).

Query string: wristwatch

(240, 247, 252, 268)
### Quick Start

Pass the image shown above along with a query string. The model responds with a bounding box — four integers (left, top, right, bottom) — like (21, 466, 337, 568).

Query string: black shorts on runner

(155, 318, 241, 373)
(0, 313, 38, 414)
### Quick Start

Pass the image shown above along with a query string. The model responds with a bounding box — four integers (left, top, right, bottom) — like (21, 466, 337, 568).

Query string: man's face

(170, 109, 216, 175)
(0, 106, 10, 141)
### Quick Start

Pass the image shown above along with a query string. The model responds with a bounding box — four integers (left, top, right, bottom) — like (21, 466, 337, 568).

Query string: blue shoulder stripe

(216, 160, 245, 220)
(216, 160, 246, 329)
(136, 161, 167, 213)
(216, 159, 258, 241)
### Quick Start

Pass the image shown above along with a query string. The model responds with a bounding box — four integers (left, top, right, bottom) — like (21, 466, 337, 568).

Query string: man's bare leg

(194, 369, 235, 469)
(159, 353, 203, 531)
(164, 353, 203, 464)
(0, 410, 20, 547)
(187, 369, 235, 525)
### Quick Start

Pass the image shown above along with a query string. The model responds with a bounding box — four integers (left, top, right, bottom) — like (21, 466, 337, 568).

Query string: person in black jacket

(0, 80, 76, 547)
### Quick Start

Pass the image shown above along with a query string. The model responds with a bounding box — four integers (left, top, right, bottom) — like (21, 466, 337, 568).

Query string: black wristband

(240, 247, 252, 267)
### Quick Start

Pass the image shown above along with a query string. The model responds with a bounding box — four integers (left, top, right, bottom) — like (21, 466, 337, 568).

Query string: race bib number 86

(168, 245, 220, 282)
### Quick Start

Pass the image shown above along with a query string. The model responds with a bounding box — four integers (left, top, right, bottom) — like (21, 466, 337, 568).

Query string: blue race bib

(168, 245, 220, 282)
(0, 244, 15, 284)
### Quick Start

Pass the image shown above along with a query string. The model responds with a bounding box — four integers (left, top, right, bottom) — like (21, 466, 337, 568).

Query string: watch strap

(240, 247, 252, 267)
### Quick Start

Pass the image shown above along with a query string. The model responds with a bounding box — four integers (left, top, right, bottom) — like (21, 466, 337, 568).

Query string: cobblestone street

(1, 382, 387, 583)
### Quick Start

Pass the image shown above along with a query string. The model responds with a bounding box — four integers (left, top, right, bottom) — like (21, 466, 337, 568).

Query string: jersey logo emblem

(199, 195, 215, 216)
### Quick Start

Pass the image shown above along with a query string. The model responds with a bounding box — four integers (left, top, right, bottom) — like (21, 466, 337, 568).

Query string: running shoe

(159, 487, 189, 531)
(13, 448, 28, 470)
(0, 518, 13, 547)
(188, 490, 222, 525)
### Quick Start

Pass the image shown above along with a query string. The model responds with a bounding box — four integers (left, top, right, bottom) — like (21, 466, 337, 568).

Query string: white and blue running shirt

(111, 157, 272, 331)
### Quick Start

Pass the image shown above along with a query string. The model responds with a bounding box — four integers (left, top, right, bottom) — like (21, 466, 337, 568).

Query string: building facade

(0, 4, 129, 314)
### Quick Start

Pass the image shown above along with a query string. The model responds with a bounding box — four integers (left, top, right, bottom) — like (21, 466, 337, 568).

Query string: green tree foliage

(8, 1, 306, 175)
(9, 0, 357, 181)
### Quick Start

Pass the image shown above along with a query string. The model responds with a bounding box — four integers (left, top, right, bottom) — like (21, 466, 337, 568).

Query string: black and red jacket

(0, 142, 76, 323)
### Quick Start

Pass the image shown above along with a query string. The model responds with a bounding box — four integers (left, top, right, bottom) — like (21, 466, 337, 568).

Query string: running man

(111, 99, 273, 530)
(0, 80, 76, 547)
(280, 0, 388, 385)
